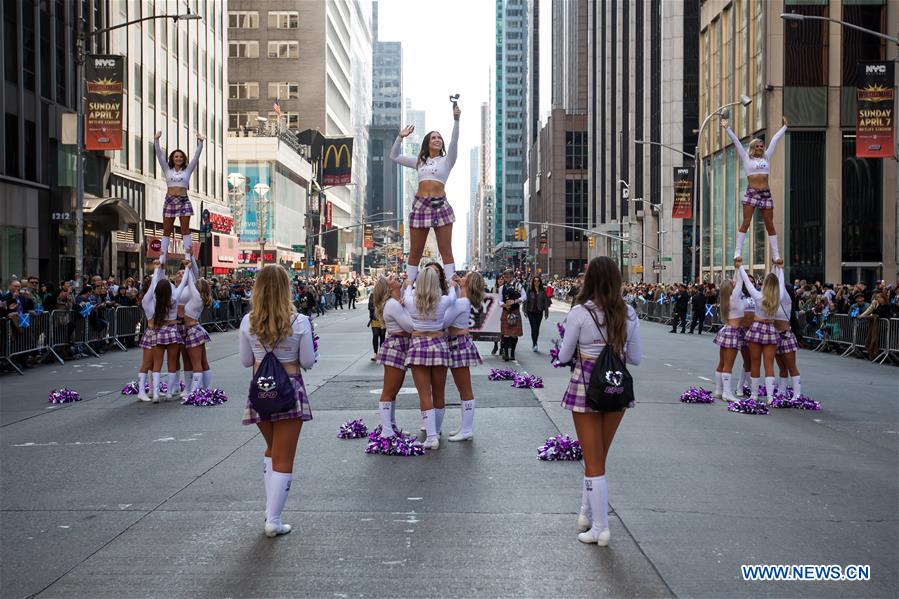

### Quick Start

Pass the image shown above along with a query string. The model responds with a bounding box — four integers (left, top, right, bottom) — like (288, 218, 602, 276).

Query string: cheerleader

(737, 294, 755, 395)
(373, 274, 414, 436)
(390, 102, 460, 282)
(148, 262, 190, 403)
(738, 259, 786, 403)
(154, 131, 204, 264)
(712, 260, 747, 402)
(181, 256, 213, 392)
(135, 261, 162, 402)
(442, 271, 486, 442)
(774, 278, 801, 397)
(556, 257, 641, 547)
(239, 265, 316, 538)
(403, 267, 455, 450)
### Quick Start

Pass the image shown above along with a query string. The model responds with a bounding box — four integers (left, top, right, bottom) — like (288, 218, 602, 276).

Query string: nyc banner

(856, 61, 895, 159)
(672, 166, 694, 219)
(85, 55, 124, 151)
(322, 137, 353, 185)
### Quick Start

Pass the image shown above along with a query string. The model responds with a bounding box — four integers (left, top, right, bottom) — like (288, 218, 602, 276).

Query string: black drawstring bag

(249, 322, 298, 416)
(580, 307, 634, 412)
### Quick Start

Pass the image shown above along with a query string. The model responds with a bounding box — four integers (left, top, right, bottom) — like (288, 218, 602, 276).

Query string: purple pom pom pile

(337, 419, 369, 439)
(537, 435, 583, 461)
(742, 384, 768, 398)
(181, 388, 228, 406)
(727, 398, 769, 415)
(365, 432, 425, 456)
(512, 372, 544, 389)
(770, 391, 822, 411)
(121, 381, 140, 395)
(488, 368, 518, 381)
(679, 386, 715, 404)
(48, 388, 81, 404)
(368, 424, 408, 440)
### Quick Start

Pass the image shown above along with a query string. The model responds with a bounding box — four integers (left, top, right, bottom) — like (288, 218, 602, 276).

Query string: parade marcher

(368, 278, 387, 361)
(712, 261, 747, 401)
(739, 259, 786, 403)
(390, 102, 461, 282)
(149, 263, 190, 403)
(737, 294, 756, 394)
(774, 281, 802, 395)
(239, 265, 316, 538)
(498, 269, 526, 361)
(525, 276, 551, 352)
(333, 283, 344, 310)
(556, 257, 642, 547)
(182, 256, 213, 392)
(669, 284, 689, 334)
(374, 274, 414, 437)
(724, 117, 788, 260)
(443, 271, 485, 442)
(154, 131, 204, 264)
(688, 285, 707, 334)
(135, 262, 161, 402)
(347, 281, 358, 309)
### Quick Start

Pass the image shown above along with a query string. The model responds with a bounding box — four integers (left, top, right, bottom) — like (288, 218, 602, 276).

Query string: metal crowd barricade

(871, 318, 892, 365)
(112, 306, 143, 351)
(841, 317, 868, 358)
(81, 306, 116, 355)
(2, 312, 63, 374)
(889, 319, 899, 364)
(819, 313, 852, 354)
(0, 318, 8, 368)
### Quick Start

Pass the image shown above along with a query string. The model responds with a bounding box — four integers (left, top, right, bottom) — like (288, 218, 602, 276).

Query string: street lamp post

(254, 183, 271, 269)
(73, 6, 200, 284)
(617, 180, 629, 276)
(781, 12, 898, 47)
(360, 211, 394, 277)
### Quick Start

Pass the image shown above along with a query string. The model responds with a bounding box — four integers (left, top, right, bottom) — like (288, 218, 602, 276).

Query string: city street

(1, 301, 897, 598)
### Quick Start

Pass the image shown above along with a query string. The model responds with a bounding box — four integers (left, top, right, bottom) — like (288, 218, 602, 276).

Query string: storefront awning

(83, 197, 140, 226)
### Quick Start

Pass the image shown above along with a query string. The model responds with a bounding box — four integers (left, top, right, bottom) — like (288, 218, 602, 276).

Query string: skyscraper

(468, 146, 479, 267)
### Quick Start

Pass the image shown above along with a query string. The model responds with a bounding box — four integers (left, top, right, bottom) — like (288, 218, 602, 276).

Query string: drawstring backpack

(580, 307, 635, 412)
(249, 317, 298, 416)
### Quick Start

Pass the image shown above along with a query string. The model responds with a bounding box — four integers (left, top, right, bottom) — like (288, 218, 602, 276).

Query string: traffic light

(519, 226, 526, 241)
(514, 227, 521, 241)
(588, 236, 596, 249)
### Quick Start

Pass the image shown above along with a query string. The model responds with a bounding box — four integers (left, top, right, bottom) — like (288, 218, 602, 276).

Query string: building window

(229, 82, 260, 99)
(228, 112, 260, 130)
(267, 41, 299, 59)
(229, 41, 259, 58)
(787, 131, 825, 282)
(148, 141, 156, 176)
(841, 134, 882, 263)
(268, 11, 299, 29)
(134, 134, 143, 174)
(565, 179, 587, 241)
(565, 131, 587, 170)
(228, 11, 258, 28)
(268, 82, 299, 99)
(268, 112, 299, 129)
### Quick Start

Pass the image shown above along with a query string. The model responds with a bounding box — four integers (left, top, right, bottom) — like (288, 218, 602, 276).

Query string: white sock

(444, 263, 455, 279)
(714, 371, 723, 395)
(151, 372, 161, 399)
(137, 372, 147, 395)
(734, 231, 746, 258)
(421, 409, 437, 438)
(161, 237, 170, 261)
(768, 235, 780, 260)
(764, 377, 775, 401)
(791, 375, 801, 397)
(183, 234, 192, 251)
(263, 456, 272, 517)
(406, 264, 419, 282)
(459, 399, 475, 434)
(584, 475, 609, 531)
(191, 372, 203, 392)
(202, 369, 212, 388)
(389, 401, 397, 428)
(167, 371, 179, 396)
(266, 471, 292, 527)
(750, 377, 761, 400)
(379, 401, 396, 437)
(721, 372, 732, 397)
(740, 370, 750, 390)
(580, 481, 591, 518)
(183, 370, 193, 389)
(434, 407, 446, 434)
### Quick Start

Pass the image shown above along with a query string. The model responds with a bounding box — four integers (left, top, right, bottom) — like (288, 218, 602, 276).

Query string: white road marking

(381, 560, 406, 566)
(154, 437, 176, 442)
(58, 525, 70, 529)
(664, 363, 673, 367)
(407, 497, 423, 501)
(698, 376, 712, 381)
(12, 441, 117, 447)
(369, 387, 418, 394)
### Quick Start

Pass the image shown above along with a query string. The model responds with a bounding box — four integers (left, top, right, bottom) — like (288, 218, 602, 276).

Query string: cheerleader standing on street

(368, 278, 387, 361)
(738, 295, 755, 395)
(712, 260, 747, 402)
(774, 279, 802, 397)
(240, 265, 316, 538)
(135, 261, 162, 402)
(723, 117, 787, 260)
(150, 264, 190, 403)
(182, 256, 213, 392)
(154, 131, 204, 264)
(374, 274, 414, 437)
(390, 102, 460, 282)
(739, 259, 786, 403)
(556, 257, 641, 547)
(403, 267, 455, 450)
(442, 272, 486, 442)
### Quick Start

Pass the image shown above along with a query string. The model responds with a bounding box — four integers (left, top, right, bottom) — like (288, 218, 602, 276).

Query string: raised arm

(173, 268, 191, 306)
(765, 125, 788, 161)
(445, 118, 460, 170)
(385, 299, 414, 333)
(725, 126, 751, 169)
(154, 137, 169, 175)
(188, 254, 200, 280)
(185, 139, 204, 176)
(296, 316, 316, 370)
(389, 137, 419, 169)
(141, 266, 164, 315)
(738, 266, 762, 301)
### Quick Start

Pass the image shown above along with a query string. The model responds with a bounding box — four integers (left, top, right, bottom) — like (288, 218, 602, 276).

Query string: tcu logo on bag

(604, 370, 624, 394)
(256, 376, 277, 395)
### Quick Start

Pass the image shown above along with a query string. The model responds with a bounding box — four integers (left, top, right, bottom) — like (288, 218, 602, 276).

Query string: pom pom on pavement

(121, 381, 140, 395)
(742, 384, 768, 398)
(537, 435, 583, 461)
(727, 398, 769, 415)
(679, 386, 715, 404)
(338, 419, 369, 439)
(488, 368, 518, 381)
(181, 388, 229, 406)
(512, 372, 544, 389)
(770, 391, 822, 411)
(48, 388, 81, 404)
(365, 432, 425, 456)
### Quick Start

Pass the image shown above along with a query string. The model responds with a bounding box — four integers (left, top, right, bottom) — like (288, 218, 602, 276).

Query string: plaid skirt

(139, 327, 158, 349)
(242, 374, 312, 425)
(713, 325, 745, 350)
(500, 307, 524, 337)
(183, 323, 210, 348)
(405, 336, 449, 367)
(163, 194, 194, 218)
(562, 357, 634, 413)
(447, 335, 482, 369)
(409, 195, 455, 229)
(377, 335, 411, 370)
(744, 321, 779, 346)
(154, 323, 182, 346)
(742, 187, 773, 210)
(776, 330, 800, 354)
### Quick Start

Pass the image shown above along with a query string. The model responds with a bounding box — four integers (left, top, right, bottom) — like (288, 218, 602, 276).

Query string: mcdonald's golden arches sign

(322, 137, 353, 185)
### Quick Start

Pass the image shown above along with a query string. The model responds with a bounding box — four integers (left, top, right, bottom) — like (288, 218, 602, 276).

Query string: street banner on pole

(325, 201, 333, 229)
(322, 137, 353, 185)
(363, 224, 374, 249)
(672, 166, 694, 219)
(856, 61, 895, 159)
(85, 55, 124, 151)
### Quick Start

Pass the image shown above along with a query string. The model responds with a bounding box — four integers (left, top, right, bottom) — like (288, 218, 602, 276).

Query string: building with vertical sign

(698, 0, 897, 284)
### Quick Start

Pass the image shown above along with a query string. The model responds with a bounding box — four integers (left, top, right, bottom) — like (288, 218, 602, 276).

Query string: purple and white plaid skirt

(163, 194, 194, 218)
(242, 374, 312, 425)
(405, 335, 450, 367)
(713, 325, 745, 350)
(562, 357, 634, 413)
(742, 187, 773, 210)
(447, 334, 482, 369)
(377, 335, 411, 370)
(154, 323, 183, 346)
(409, 195, 455, 229)
(776, 330, 800, 354)
(139, 327, 158, 350)
(744, 321, 779, 346)
(183, 323, 210, 348)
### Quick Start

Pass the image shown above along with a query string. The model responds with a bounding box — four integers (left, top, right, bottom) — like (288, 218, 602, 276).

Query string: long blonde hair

(414, 267, 442, 318)
(466, 271, 485, 309)
(371, 276, 390, 322)
(196, 278, 213, 309)
(718, 279, 733, 319)
(761, 273, 780, 315)
(249, 265, 295, 347)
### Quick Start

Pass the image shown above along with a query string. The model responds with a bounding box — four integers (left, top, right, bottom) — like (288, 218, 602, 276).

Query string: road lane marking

(698, 376, 711, 381)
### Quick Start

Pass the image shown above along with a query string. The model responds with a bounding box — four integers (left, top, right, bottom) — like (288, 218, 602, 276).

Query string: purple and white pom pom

(338, 419, 369, 439)
(365, 432, 426, 456)
(512, 372, 544, 389)
(488, 368, 518, 381)
(679, 386, 715, 404)
(367, 424, 407, 440)
(727, 398, 769, 415)
(770, 391, 822, 411)
(48, 388, 81, 404)
(181, 388, 228, 406)
(537, 435, 583, 461)
(121, 381, 140, 395)
(742, 384, 768, 397)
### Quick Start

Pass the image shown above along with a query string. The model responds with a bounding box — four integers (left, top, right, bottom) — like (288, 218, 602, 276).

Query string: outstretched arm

(725, 126, 751, 170)
(738, 265, 762, 301)
(389, 137, 419, 169)
(445, 118, 460, 170)
(154, 137, 169, 175)
(185, 138, 204, 176)
(765, 125, 788, 161)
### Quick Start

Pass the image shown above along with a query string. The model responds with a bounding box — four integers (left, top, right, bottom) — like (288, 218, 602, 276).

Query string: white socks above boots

(161, 237, 170, 263)
(434, 407, 446, 435)
(183, 234, 192, 253)
(750, 377, 761, 401)
(202, 370, 212, 388)
(769, 235, 780, 260)
(576, 483, 591, 532)
(764, 376, 776, 403)
(151, 372, 161, 403)
(265, 471, 293, 537)
(714, 372, 723, 398)
(444, 263, 455, 279)
(166, 371, 180, 400)
(721, 372, 735, 401)
(406, 265, 419, 283)
(577, 475, 611, 546)
(191, 372, 203, 393)
(137, 372, 151, 402)
(792, 375, 801, 397)
(379, 402, 396, 437)
(734, 231, 747, 259)
(421, 409, 439, 449)
(448, 399, 475, 442)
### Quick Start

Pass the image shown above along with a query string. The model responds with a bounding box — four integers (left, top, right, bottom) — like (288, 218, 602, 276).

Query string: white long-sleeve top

(743, 296, 756, 313)
(723, 268, 747, 320)
(382, 297, 414, 335)
(141, 266, 188, 322)
(155, 138, 204, 188)
(443, 296, 472, 330)
(774, 266, 792, 322)
(557, 301, 642, 365)
(499, 281, 527, 306)
(726, 125, 787, 177)
(739, 266, 785, 320)
(389, 119, 459, 184)
(402, 285, 456, 332)
(239, 313, 315, 369)
(182, 264, 206, 321)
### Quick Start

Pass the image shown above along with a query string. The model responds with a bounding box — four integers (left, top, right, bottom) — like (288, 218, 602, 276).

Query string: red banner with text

(84, 55, 124, 151)
(856, 61, 895, 159)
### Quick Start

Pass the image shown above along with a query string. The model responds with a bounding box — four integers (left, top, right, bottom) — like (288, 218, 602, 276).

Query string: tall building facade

(468, 146, 479, 267)
(477, 98, 495, 271)
(587, 0, 699, 284)
(699, 0, 897, 285)
(0, 0, 228, 284)
(401, 99, 426, 254)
